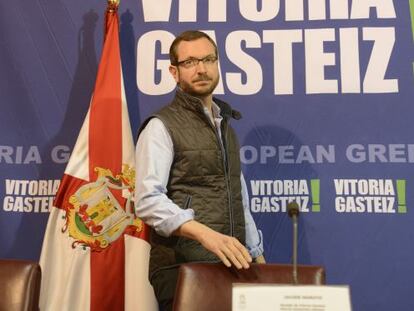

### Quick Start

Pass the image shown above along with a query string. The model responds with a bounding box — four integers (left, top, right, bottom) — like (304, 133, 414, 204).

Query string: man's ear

(169, 65, 179, 83)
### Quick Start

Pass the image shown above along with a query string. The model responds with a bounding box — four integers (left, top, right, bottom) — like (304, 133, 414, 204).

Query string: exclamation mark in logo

(396, 179, 407, 213)
(311, 179, 320, 212)
(410, 0, 414, 75)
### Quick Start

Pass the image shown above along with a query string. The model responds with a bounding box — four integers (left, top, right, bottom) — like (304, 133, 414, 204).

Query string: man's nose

(195, 60, 207, 73)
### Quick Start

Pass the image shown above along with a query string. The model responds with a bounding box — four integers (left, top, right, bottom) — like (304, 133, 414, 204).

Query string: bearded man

(135, 30, 264, 311)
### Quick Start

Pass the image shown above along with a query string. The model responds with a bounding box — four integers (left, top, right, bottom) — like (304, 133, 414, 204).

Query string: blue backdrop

(1, 1, 414, 310)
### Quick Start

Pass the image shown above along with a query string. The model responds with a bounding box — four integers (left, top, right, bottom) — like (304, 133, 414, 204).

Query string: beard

(178, 72, 220, 98)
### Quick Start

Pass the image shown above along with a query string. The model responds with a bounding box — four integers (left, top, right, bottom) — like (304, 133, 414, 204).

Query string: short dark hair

(169, 30, 218, 65)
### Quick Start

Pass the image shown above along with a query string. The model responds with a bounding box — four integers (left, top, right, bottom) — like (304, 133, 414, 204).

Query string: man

(135, 30, 264, 311)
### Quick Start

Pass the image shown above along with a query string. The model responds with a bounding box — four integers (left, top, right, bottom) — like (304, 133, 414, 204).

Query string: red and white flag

(39, 2, 157, 310)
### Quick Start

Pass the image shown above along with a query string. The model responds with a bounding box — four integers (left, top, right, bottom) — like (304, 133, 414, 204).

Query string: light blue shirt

(135, 102, 263, 258)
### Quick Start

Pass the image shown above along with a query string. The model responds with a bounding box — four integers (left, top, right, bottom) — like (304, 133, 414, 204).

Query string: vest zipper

(203, 111, 234, 238)
(221, 120, 234, 238)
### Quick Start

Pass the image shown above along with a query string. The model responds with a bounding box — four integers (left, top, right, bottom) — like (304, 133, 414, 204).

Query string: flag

(39, 2, 157, 310)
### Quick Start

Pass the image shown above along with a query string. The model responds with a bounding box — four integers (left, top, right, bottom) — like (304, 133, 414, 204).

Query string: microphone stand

(287, 201, 300, 285)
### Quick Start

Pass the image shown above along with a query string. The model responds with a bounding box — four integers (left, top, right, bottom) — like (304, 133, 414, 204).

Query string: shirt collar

(203, 101, 222, 121)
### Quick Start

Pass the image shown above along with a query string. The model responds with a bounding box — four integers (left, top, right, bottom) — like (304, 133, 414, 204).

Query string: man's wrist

(173, 220, 207, 241)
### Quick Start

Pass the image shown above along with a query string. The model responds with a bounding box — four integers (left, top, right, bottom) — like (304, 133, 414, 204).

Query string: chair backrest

(0, 259, 41, 311)
(173, 263, 325, 311)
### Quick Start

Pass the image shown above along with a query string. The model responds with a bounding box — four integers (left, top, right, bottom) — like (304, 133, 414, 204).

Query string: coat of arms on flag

(39, 1, 157, 310)
(65, 165, 142, 251)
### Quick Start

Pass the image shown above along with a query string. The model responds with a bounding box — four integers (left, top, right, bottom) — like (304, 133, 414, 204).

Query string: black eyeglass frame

(174, 55, 218, 68)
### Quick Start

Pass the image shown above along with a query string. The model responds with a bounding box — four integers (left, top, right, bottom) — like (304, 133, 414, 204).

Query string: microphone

(287, 201, 300, 284)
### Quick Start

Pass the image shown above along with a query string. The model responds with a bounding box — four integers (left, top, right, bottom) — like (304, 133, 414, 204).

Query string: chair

(0, 259, 42, 311)
(173, 263, 325, 311)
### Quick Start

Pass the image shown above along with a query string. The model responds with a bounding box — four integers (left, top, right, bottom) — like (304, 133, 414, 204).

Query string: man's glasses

(175, 55, 218, 69)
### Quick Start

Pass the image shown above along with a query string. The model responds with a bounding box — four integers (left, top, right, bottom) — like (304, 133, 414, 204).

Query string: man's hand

(174, 220, 252, 269)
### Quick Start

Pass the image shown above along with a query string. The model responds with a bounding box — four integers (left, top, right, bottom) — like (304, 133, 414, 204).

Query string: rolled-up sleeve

(135, 118, 194, 237)
(241, 173, 264, 258)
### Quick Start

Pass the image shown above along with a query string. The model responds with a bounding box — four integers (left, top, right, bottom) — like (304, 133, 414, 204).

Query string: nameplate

(232, 284, 352, 311)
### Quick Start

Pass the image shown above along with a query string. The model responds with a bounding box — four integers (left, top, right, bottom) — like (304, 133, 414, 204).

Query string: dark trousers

(151, 267, 179, 311)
